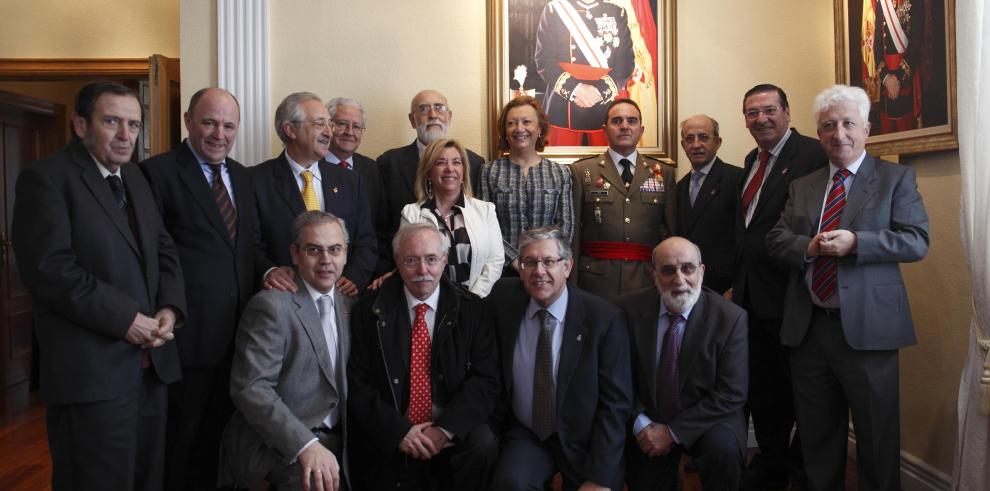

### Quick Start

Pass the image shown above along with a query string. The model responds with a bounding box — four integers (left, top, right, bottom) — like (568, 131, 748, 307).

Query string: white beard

(417, 120, 447, 144)
(661, 284, 701, 313)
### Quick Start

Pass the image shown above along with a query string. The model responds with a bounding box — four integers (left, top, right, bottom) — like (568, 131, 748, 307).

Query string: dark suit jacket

(347, 276, 500, 488)
(11, 141, 186, 404)
(767, 155, 929, 350)
(616, 287, 748, 452)
(676, 158, 744, 293)
(221, 276, 352, 486)
(489, 279, 632, 490)
(350, 152, 391, 276)
(733, 129, 828, 320)
(252, 152, 377, 289)
(141, 142, 264, 368)
(377, 140, 486, 263)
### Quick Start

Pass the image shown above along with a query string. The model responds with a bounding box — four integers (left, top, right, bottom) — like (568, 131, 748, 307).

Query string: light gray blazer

(220, 275, 352, 486)
(767, 155, 929, 350)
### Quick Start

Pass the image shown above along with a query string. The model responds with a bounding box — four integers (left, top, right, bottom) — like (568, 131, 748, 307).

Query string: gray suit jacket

(221, 276, 352, 486)
(767, 155, 929, 350)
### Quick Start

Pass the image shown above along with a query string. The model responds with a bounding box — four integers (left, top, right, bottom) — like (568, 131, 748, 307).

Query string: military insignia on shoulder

(584, 168, 592, 184)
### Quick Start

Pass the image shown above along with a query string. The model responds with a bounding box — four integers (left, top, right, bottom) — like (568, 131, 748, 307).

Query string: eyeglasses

(298, 244, 345, 257)
(333, 120, 366, 134)
(399, 255, 443, 269)
(414, 103, 449, 116)
(657, 263, 699, 276)
(299, 119, 334, 130)
(744, 106, 781, 120)
(682, 133, 713, 144)
(519, 257, 567, 270)
(100, 116, 142, 132)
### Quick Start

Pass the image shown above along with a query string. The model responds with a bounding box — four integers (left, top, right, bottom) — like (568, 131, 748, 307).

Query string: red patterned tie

(407, 303, 432, 424)
(339, 160, 350, 170)
(812, 169, 850, 302)
(741, 150, 770, 215)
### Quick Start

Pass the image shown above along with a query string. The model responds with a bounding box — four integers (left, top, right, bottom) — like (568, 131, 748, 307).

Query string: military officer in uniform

(571, 98, 676, 301)
(535, 0, 635, 146)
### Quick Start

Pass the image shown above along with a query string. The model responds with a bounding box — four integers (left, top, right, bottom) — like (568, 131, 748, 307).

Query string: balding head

(679, 114, 722, 170)
(408, 90, 452, 144)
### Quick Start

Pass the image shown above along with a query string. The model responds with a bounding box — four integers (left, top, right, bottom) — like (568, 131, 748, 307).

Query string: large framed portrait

(487, 0, 677, 164)
(834, 0, 958, 156)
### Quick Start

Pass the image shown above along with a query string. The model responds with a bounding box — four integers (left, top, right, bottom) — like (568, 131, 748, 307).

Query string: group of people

(11, 78, 928, 491)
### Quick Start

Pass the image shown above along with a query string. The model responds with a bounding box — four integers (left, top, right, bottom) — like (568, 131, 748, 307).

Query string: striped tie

(811, 169, 850, 302)
(208, 164, 237, 242)
(301, 170, 320, 211)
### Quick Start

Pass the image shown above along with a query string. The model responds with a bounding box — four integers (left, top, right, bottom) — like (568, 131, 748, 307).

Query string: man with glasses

(221, 211, 352, 490)
(377, 90, 486, 265)
(571, 98, 677, 301)
(348, 223, 500, 490)
(325, 97, 389, 276)
(616, 237, 748, 491)
(731, 83, 827, 490)
(490, 226, 632, 491)
(253, 92, 377, 297)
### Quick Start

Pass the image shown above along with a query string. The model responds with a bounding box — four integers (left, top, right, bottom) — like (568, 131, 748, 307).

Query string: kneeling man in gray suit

(617, 237, 748, 491)
(768, 84, 929, 491)
(221, 211, 353, 490)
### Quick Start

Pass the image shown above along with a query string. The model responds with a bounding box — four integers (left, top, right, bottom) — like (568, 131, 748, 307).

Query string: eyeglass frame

(399, 255, 445, 269)
(655, 262, 701, 277)
(332, 120, 366, 134)
(743, 105, 782, 120)
(296, 244, 347, 257)
(518, 256, 569, 270)
(413, 103, 449, 116)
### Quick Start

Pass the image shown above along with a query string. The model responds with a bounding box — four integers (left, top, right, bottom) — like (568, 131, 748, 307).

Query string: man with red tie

(731, 84, 827, 490)
(347, 223, 500, 490)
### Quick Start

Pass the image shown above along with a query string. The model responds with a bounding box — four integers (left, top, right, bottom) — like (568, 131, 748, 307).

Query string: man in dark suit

(490, 227, 632, 491)
(675, 115, 743, 294)
(348, 223, 500, 490)
(617, 237, 748, 491)
(731, 84, 828, 489)
(140, 87, 264, 490)
(377, 90, 485, 265)
(11, 82, 185, 490)
(254, 92, 377, 296)
(768, 84, 929, 491)
(221, 211, 352, 491)
(324, 97, 389, 276)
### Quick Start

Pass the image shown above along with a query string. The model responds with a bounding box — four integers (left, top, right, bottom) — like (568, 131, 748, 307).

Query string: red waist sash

(581, 241, 652, 262)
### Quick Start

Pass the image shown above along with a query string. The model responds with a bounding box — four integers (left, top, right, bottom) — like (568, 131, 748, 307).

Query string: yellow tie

(301, 170, 320, 211)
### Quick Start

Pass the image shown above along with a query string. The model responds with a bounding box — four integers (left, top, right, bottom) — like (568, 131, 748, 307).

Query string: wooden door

(147, 54, 181, 157)
(0, 90, 64, 391)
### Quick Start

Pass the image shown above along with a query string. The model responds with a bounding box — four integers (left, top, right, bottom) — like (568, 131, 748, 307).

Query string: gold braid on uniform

(601, 75, 618, 103)
(554, 72, 573, 98)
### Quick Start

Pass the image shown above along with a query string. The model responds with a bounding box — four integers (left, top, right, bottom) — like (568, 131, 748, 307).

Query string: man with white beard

(616, 237, 749, 491)
(377, 90, 486, 265)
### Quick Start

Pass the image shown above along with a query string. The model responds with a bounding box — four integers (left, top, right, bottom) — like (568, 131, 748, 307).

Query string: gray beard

(661, 285, 701, 313)
(417, 122, 447, 144)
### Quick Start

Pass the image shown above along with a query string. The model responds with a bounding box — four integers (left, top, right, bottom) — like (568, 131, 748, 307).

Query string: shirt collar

(829, 151, 866, 177)
(416, 139, 428, 156)
(302, 278, 336, 303)
(608, 148, 638, 165)
(659, 294, 697, 321)
(185, 139, 226, 166)
(421, 193, 467, 210)
(404, 282, 441, 313)
(89, 152, 121, 178)
(765, 128, 793, 158)
(287, 152, 322, 181)
(693, 157, 716, 176)
(526, 286, 569, 322)
(324, 151, 352, 168)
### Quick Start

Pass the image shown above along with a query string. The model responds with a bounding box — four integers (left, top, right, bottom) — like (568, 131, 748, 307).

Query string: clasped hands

(636, 422, 675, 458)
(807, 229, 857, 258)
(398, 421, 451, 460)
(125, 307, 177, 348)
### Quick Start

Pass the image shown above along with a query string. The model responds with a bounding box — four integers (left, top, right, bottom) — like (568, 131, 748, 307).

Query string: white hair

(812, 84, 870, 123)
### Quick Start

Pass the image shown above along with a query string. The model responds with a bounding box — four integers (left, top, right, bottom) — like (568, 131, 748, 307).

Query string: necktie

(811, 169, 851, 302)
(619, 158, 633, 187)
(317, 295, 337, 373)
(339, 160, 350, 170)
(407, 303, 432, 424)
(300, 170, 320, 211)
(741, 150, 770, 215)
(656, 313, 683, 423)
(690, 171, 705, 206)
(208, 164, 237, 242)
(532, 309, 556, 441)
(106, 175, 125, 210)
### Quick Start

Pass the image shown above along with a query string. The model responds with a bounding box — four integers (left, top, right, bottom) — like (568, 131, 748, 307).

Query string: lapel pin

(594, 176, 604, 188)
(576, 334, 583, 342)
(781, 167, 789, 176)
(332, 186, 339, 194)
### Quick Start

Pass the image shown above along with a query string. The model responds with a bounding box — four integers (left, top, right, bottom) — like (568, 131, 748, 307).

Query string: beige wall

(7, 0, 955, 478)
(0, 0, 178, 58)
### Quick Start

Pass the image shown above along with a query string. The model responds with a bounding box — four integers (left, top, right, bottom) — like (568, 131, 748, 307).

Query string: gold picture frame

(487, 0, 677, 164)
(833, 0, 958, 156)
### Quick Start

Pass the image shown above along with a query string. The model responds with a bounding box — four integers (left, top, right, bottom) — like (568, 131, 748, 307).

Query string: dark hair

(74, 82, 140, 122)
(498, 96, 549, 151)
(187, 87, 240, 115)
(604, 98, 642, 125)
(742, 84, 789, 111)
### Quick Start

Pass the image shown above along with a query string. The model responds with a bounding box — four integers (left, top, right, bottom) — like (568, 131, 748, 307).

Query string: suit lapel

(804, 168, 830, 233)
(229, 160, 252, 253)
(376, 279, 413, 377)
(690, 159, 724, 216)
(292, 281, 338, 390)
(333, 288, 350, 401)
(841, 156, 877, 228)
(556, 288, 588, 409)
(75, 146, 140, 255)
(431, 283, 455, 357)
(677, 293, 708, 390)
(500, 288, 530, 394)
(633, 292, 661, 408)
(399, 141, 419, 196)
(176, 143, 235, 250)
(273, 152, 306, 215)
(752, 135, 797, 221)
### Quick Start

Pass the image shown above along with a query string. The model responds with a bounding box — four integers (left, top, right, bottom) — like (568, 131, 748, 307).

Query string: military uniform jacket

(571, 153, 676, 300)
(535, 0, 635, 131)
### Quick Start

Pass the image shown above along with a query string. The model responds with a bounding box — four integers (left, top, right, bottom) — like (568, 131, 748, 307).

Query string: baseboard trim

(847, 427, 951, 491)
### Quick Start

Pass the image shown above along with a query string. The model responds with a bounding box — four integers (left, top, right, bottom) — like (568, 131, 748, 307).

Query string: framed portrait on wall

(834, 0, 958, 156)
(487, 0, 677, 164)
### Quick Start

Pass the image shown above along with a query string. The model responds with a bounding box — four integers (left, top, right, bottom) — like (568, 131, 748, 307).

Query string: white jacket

(399, 196, 505, 297)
